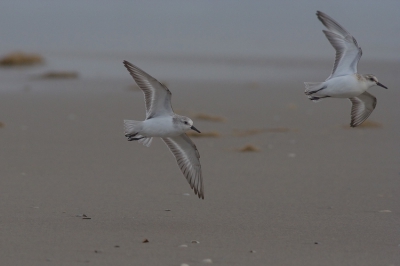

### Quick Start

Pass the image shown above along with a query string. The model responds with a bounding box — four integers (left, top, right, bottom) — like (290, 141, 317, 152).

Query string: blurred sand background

(0, 1, 399, 265)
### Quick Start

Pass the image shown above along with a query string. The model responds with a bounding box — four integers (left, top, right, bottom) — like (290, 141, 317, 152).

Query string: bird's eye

(369, 78, 374, 81)
(184, 121, 188, 125)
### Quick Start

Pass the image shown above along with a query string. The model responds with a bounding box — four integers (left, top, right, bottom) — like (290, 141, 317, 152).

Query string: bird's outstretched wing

(123, 60, 174, 119)
(349, 91, 376, 127)
(317, 11, 362, 80)
(162, 134, 204, 199)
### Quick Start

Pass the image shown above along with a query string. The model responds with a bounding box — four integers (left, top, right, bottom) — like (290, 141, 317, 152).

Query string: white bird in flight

(123, 61, 204, 199)
(304, 11, 387, 127)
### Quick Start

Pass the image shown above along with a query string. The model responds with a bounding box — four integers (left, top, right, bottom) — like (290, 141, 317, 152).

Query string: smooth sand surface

(0, 60, 399, 265)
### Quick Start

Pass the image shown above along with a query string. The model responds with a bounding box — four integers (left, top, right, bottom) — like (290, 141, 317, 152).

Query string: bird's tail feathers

(124, 120, 153, 147)
(304, 82, 324, 94)
(304, 82, 325, 102)
(124, 120, 142, 135)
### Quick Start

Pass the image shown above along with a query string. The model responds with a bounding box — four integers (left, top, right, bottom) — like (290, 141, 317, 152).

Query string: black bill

(190, 126, 201, 133)
(377, 82, 388, 89)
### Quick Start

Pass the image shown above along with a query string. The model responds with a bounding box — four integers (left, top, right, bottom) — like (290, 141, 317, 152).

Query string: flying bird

(123, 61, 204, 199)
(304, 11, 387, 127)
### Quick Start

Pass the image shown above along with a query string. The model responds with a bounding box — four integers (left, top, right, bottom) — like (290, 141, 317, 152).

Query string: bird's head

(364, 74, 388, 89)
(177, 116, 201, 133)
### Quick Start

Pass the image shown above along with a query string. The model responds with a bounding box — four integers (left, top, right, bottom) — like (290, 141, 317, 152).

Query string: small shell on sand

(76, 214, 91, 219)
(81, 213, 91, 219)
(186, 131, 220, 138)
(193, 113, 226, 122)
(202, 258, 212, 263)
(0, 52, 44, 66)
(191, 240, 200, 244)
(237, 144, 260, 152)
(142, 238, 149, 243)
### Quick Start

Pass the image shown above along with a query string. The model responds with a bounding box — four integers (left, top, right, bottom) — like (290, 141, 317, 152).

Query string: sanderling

(304, 11, 387, 127)
(123, 60, 204, 199)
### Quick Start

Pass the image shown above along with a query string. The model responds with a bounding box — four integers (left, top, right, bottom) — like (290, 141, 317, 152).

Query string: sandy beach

(0, 56, 399, 265)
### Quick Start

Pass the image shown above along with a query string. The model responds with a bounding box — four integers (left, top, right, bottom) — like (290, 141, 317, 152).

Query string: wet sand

(0, 59, 399, 265)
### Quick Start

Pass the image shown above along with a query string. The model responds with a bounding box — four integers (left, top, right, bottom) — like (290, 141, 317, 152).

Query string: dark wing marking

(123, 60, 174, 119)
(317, 11, 362, 79)
(349, 91, 377, 127)
(162, 134, 203, 199)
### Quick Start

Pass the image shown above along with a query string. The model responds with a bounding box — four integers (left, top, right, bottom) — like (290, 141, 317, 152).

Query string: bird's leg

(309, 95, 330, 101)
(125, 132, 145, 141)
(125, 132, 138, 137)
(128, 137, 144, 141)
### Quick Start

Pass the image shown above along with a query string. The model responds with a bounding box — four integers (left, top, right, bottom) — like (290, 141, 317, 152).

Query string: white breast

(142, 117, 182, 137)
(325, 74, 367, 98)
